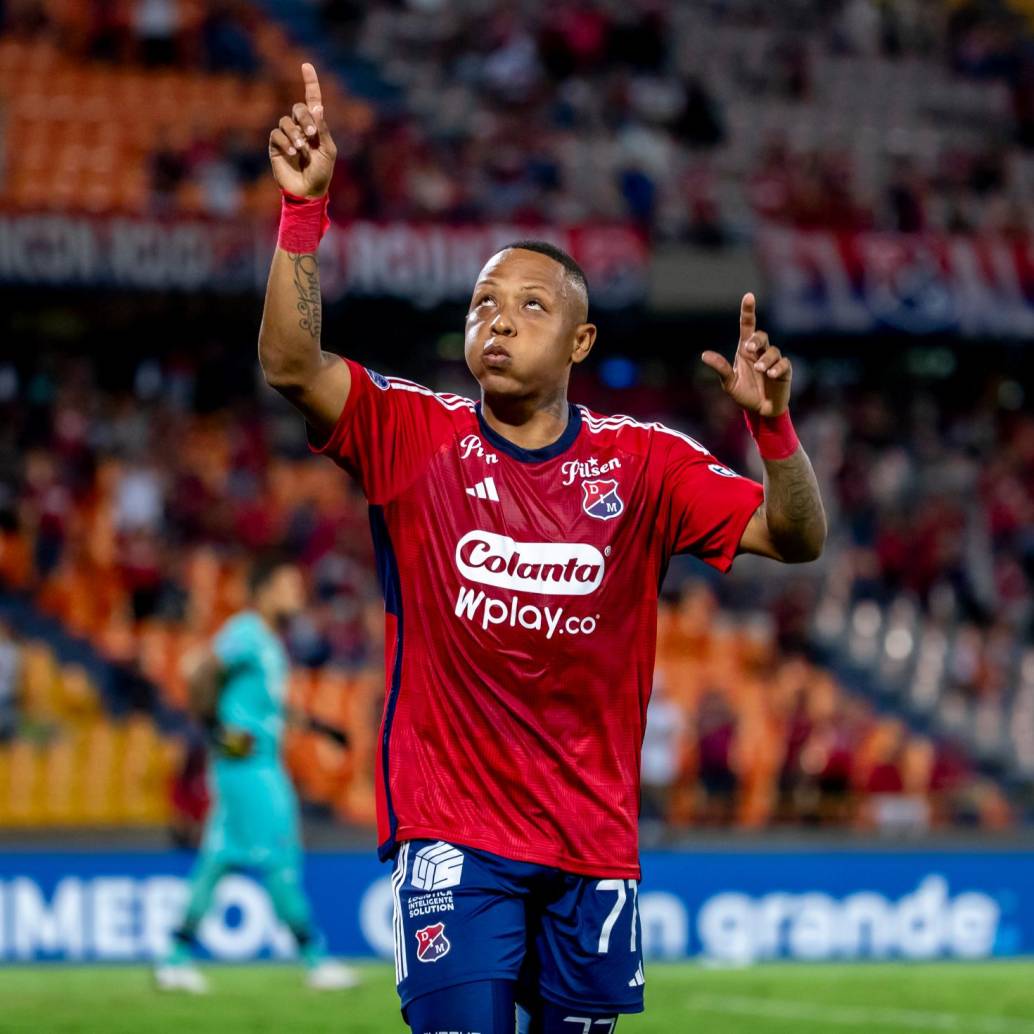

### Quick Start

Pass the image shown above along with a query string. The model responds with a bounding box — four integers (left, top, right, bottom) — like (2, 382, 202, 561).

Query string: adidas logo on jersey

(465, 477, 499, 502)
(628, 962, 645, 987)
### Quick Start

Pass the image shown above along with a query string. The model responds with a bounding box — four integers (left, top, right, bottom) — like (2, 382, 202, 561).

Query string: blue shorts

(391, 839, 645, 1015)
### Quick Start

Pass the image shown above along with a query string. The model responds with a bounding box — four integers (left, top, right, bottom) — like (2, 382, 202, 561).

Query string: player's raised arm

(258, 63, 350, 440)
(183, 647, 223, 725)
(702, 294, 827, 563)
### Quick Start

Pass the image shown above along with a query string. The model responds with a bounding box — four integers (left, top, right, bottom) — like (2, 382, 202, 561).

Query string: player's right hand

(269, 63, 337, 198)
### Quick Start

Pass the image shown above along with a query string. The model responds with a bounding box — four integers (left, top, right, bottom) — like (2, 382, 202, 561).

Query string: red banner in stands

(0, 213, 649, 309)
(320, 221, 648, 310)
(758, 225, 1034, 337)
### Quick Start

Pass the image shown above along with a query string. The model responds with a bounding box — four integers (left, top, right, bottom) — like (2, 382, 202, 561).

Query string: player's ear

(571, 323, 597, 365)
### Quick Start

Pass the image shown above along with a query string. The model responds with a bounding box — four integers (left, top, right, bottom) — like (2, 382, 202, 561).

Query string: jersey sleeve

(308, 358, 462, 504)
(213, 617, 257, 674)
(657, 430, 765, 572)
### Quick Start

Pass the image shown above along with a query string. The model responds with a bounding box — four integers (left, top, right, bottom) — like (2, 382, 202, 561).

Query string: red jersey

(312, 359, 764, 878)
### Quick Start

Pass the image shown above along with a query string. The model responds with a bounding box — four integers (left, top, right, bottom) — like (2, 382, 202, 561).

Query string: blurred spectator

(694, 690, 739, 825)
(115, 464, 164, 534)
(5, 0, 48, 37)
(0, 622, 20, 742)
(23, 452, 71, 580)
(776, 679, 814, 821)
(150, 129, 190, 215)
(640, 674, 686, 833)
(670, 77, 725, 149)
(201, 0, 257, 75)
(803, 711, 857, 826)
(133, 0, 181, 67)
(170, 738, 211, 848)
(886, 158, 927, 233)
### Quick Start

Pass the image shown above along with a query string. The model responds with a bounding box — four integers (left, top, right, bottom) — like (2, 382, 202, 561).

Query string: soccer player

(155, 555, 358, 994)
(261, 65, 826, 1032)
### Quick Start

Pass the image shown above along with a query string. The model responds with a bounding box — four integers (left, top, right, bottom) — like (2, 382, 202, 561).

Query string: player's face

(464, 249, 594, 400)
(263, 565, 306, 623)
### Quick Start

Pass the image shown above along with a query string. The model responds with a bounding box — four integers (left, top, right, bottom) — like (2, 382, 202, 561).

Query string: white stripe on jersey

(384, 377, 476, 412)
(579, 407, 711, 456)
(379, 373, 711, 454)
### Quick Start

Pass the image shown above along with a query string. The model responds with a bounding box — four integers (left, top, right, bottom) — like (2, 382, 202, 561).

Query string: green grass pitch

(1, 961, 1033, 1033)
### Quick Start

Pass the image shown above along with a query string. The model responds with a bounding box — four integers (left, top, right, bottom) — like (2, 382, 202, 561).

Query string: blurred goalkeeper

(155, 555, 358, 994)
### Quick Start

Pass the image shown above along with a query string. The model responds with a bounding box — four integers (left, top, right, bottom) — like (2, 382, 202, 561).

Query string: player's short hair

(501, 240, 589, 302)
(247, 551, 294, 597)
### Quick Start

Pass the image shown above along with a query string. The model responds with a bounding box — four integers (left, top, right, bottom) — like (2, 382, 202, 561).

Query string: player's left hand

(701, 293, 791, 417)
(211, 726, 255, 759)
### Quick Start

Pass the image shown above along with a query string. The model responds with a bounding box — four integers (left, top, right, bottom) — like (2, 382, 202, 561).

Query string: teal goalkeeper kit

(205, 611, 299, 869)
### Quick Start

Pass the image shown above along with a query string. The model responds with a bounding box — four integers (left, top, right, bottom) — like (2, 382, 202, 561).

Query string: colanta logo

(455, 531, 604, 597)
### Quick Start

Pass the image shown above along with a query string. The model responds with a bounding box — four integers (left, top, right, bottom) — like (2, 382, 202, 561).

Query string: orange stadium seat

(0, 6, 369, 216)
(41, 732, 78, 826)
(0, 744, 10, 825)
(312, 670, 351, 731)
(288, 668, 316, 713)
(122, 715, 163, 823)
(57, 664, 102, 723)
(0, 530, 31, 587)
(19, 642, 60, 724)
(5, 738, 45, 827)
(78, 718, 119, 824)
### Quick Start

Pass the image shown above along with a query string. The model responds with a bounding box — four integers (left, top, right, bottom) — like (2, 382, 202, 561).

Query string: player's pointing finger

(739, 292, 757, 345)
(302, 62, 323, 114)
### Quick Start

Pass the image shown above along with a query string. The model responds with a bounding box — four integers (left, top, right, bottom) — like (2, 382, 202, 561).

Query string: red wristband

(277, 191, 331, 253)
(744, 409, 800, 461)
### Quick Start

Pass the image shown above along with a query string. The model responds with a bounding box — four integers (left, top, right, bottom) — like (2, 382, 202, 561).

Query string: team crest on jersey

(365, 367, 390, 391)
(582, 479, 624, 521)
(415, 922, 451, 963)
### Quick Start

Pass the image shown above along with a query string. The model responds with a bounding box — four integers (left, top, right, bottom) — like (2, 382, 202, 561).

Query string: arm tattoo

(289, 252, 322, 340)
(762, 449, 827, 562)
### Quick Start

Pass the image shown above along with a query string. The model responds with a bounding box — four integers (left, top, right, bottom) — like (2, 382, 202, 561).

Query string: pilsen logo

(561, 456, 622, 486)
(455, 531, 605, 596)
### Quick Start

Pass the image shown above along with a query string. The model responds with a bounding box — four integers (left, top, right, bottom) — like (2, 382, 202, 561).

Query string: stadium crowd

(0, 0, 1029, 837)
(3, 0, 1034, 236)
(3, 0, 262, 71)
(335, 0, 1034, 237)
(0, 340, 1025, 834)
